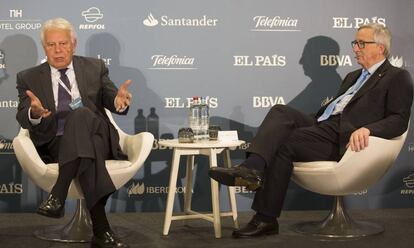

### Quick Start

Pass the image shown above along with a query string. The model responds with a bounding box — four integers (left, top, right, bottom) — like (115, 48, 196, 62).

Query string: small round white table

(158, 139, 245, 238)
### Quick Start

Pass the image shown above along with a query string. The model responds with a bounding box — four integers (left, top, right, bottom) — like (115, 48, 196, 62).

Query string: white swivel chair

(12, 109, 154, 242)
(292, 130, 408, 238)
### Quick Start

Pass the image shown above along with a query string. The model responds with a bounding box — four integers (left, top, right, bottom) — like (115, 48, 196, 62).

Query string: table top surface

(158, 139, 245, 149)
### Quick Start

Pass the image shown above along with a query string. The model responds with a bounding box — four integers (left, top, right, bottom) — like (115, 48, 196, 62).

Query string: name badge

(217, 130, 239, 142)
(69, 97, 83, 110)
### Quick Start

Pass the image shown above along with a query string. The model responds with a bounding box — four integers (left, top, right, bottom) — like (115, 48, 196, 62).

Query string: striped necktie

(56, 68, 72, 136)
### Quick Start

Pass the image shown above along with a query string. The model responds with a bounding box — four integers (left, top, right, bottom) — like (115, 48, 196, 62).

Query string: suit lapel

(38, 63, 56, 112)
(348, 60, 390, 104)
(72, 56, 88, 104)
(321, 70, 360, 109)
(338, 70, 361, 96)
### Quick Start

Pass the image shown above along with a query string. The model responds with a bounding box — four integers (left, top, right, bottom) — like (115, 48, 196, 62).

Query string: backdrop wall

(1, 0, 413, 213)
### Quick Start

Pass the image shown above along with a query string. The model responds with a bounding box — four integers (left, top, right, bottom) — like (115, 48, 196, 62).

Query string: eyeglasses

(351, 40, 377, 49)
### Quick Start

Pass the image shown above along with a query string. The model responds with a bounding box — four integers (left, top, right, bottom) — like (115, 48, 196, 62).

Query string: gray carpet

(0, 209, 413, 248)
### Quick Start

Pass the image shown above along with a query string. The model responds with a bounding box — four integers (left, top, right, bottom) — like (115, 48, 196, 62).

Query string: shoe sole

(36, 209, 64, 219)
(209, 170, 262, 191)
(232, 229, 279, 238)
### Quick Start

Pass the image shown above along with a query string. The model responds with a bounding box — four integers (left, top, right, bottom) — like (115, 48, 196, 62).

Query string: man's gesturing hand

(26, 90, 51, 119)
(347, 127, 370, 152)
(115, 79, 132, 112)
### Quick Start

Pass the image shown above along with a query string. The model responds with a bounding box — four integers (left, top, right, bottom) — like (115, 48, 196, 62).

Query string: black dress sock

(90, 197, 111, 237)
(242, 153, 266, 172)
(51, 158, 80, 202)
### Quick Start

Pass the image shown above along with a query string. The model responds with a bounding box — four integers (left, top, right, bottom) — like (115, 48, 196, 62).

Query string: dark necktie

(56, 68, 72, 136)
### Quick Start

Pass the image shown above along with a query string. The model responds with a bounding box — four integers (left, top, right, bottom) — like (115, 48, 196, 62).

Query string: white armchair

(12, 109, 154, 242)
(292, 130, 408, 238)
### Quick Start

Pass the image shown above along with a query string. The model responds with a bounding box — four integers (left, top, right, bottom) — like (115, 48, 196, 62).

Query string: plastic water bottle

(199, 97, 209, 140)
(189, 96, 201, 141)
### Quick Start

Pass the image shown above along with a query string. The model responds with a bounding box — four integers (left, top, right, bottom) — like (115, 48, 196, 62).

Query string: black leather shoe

(232, 216, 279, 238)
(208, 165, 264, 191)
(91, 231, 129, 248)
(37, 194, 64, 218)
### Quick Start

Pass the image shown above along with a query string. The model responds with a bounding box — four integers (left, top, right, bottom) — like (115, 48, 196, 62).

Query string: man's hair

(358, 23, 391, 58)
(40, 18, 77, 45)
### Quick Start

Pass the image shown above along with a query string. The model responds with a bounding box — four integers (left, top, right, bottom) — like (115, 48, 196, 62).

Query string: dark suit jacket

(16, 55, 127, 159)
(315, 60, 413, 155)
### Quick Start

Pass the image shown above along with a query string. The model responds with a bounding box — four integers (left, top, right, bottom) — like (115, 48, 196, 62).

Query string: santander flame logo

(143, 13, 159, 27)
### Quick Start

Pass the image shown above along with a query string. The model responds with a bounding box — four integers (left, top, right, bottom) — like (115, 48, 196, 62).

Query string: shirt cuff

(28, 107, 42, 125)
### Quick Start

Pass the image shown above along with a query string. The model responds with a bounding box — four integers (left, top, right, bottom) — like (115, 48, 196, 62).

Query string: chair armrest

(123, 132, 154, 164)
(12, 132, 48, 182)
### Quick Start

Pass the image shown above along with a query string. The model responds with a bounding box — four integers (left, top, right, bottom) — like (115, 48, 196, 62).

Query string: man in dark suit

(209, 23, 413, 238)
(16, 18, 131, 247)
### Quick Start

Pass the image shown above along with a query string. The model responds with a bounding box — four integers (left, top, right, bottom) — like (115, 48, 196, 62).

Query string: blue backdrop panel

(1, 0, 413, 213)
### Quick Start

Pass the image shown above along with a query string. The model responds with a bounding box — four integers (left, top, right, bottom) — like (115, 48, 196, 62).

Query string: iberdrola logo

(128, 182, 145, 196)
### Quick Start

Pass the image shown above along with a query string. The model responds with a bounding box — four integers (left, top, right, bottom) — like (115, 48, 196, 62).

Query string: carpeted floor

(0, 209, 413, 248)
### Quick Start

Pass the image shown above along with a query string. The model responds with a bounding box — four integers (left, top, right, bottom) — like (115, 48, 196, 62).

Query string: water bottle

(189, 96, 201, 141)
(134, 109, 146, 134)
(199, 97, 209, 140)
(147, 107, 159, 139)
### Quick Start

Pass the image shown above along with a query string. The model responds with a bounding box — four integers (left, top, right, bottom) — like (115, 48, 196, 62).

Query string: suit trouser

(247, 105, 341, 217)
(37, 107, 116, 210)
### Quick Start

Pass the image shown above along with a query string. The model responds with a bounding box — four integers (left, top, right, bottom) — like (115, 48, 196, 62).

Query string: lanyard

(57, 77, 74, 100)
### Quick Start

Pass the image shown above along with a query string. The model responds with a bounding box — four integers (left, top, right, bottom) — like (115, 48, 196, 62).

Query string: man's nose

(55, 45, 62, 53)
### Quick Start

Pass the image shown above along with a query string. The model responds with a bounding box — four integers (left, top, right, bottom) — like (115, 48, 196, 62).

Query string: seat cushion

(45, 160, 132, 172)
(106, 160, 132, 170)
(293, 161, 337, 168)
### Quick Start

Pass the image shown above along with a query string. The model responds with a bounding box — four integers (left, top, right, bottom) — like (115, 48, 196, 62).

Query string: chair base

(293, 196, 384, 239)
(34, 225, 130, 243)
(293, 220, 384, 238)
(34, 199, 130, 243)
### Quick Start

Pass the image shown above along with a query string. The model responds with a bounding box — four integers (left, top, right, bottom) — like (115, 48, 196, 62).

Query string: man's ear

(73, 39, 77, 53)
